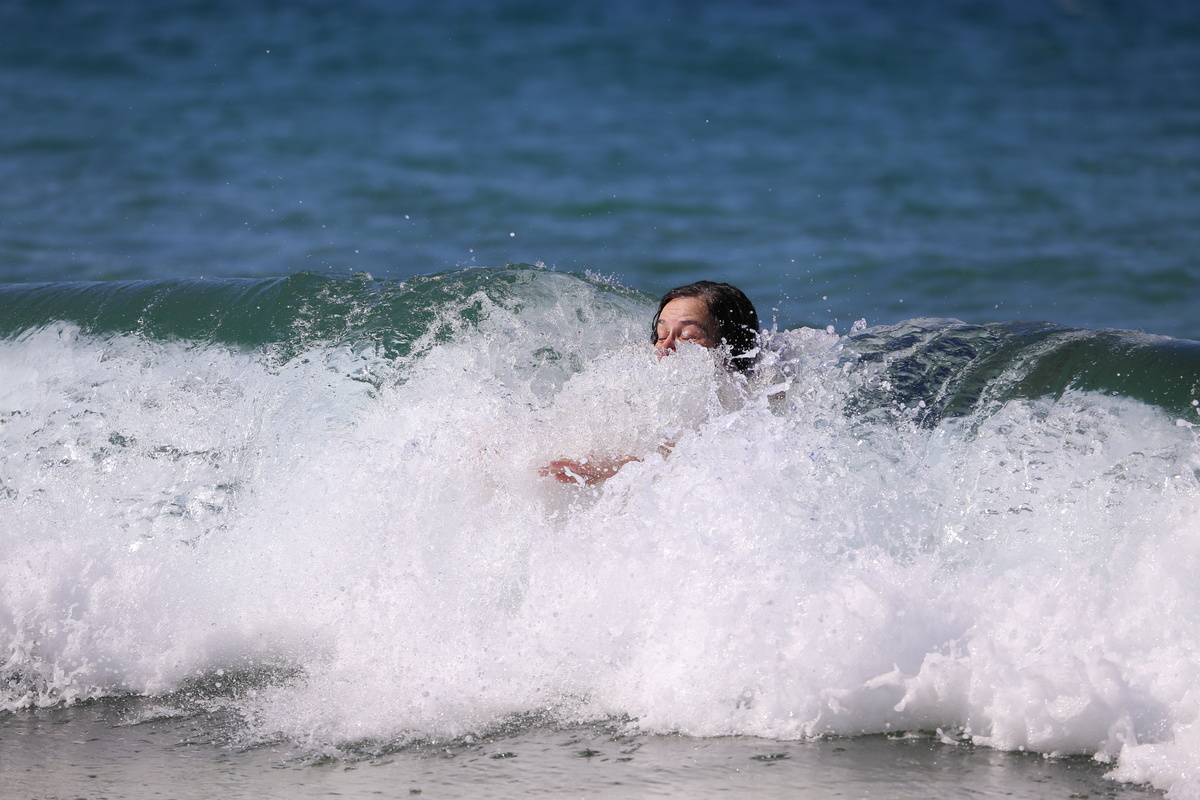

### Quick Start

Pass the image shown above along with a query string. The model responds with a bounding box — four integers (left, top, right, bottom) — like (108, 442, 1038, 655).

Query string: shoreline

(2, 700, 1164, 800)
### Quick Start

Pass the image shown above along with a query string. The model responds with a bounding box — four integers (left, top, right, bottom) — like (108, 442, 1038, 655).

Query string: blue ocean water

(2, 2, 1200, 799)
(2, 0, 1198, 336)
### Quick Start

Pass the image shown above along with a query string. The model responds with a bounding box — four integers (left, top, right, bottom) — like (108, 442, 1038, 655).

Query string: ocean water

(2, 1, 1200, 799)
(3, 0, 1200, 337)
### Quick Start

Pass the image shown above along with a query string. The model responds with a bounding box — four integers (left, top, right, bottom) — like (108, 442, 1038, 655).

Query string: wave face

(2, 266, 1199, 794)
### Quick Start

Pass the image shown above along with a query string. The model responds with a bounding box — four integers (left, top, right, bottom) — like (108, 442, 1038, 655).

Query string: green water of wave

(0, 265, 648, 361)
(847, 319, 1200, 424)
(1, 265, 1197, 421)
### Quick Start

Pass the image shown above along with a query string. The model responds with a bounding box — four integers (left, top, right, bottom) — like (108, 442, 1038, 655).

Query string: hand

(538, 457, 632, 486)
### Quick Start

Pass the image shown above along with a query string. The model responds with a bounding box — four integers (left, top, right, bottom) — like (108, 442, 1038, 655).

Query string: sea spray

(2, 268, 1199, 796)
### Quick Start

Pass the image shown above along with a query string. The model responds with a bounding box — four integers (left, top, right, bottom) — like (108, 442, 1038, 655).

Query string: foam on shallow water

(2, 304, 1199, 797)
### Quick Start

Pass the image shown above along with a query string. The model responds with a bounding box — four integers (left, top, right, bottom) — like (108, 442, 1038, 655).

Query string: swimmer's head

(651, 281, 760, 373)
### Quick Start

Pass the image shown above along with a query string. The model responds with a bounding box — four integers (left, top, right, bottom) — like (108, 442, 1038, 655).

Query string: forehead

(657, 296, 713, 325)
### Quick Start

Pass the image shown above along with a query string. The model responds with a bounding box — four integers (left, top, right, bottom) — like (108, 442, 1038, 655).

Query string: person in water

(540, 280, 760, 485)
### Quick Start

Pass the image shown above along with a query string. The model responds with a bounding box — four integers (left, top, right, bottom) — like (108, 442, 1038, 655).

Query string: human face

(654, 297, 718, 355)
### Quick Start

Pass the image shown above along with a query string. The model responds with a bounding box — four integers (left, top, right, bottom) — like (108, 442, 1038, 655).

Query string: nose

(657, 332, 676, 355)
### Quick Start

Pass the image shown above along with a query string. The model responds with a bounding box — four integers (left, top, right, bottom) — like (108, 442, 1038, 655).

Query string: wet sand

(2, 699, 1163, 800)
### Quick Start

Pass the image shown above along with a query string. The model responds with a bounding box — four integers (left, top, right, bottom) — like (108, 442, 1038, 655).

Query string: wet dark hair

(651, 281, 760, 373)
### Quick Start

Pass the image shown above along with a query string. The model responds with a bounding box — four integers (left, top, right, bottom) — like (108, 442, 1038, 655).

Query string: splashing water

(2, 268, 1199, 797)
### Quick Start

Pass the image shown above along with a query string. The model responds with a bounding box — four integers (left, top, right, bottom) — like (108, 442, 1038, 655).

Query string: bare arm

(539, 443, 673, 486)
(538, 456, 639, 486)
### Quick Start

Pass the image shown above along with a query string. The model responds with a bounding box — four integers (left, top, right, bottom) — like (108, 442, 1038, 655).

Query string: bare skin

(653, 296, 718, 354)
(538, 456, 636, 485)
(540, 297, 718, 486)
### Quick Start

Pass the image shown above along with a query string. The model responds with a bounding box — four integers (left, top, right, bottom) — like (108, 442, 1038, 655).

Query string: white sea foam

(2, 313, 1199, 797)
